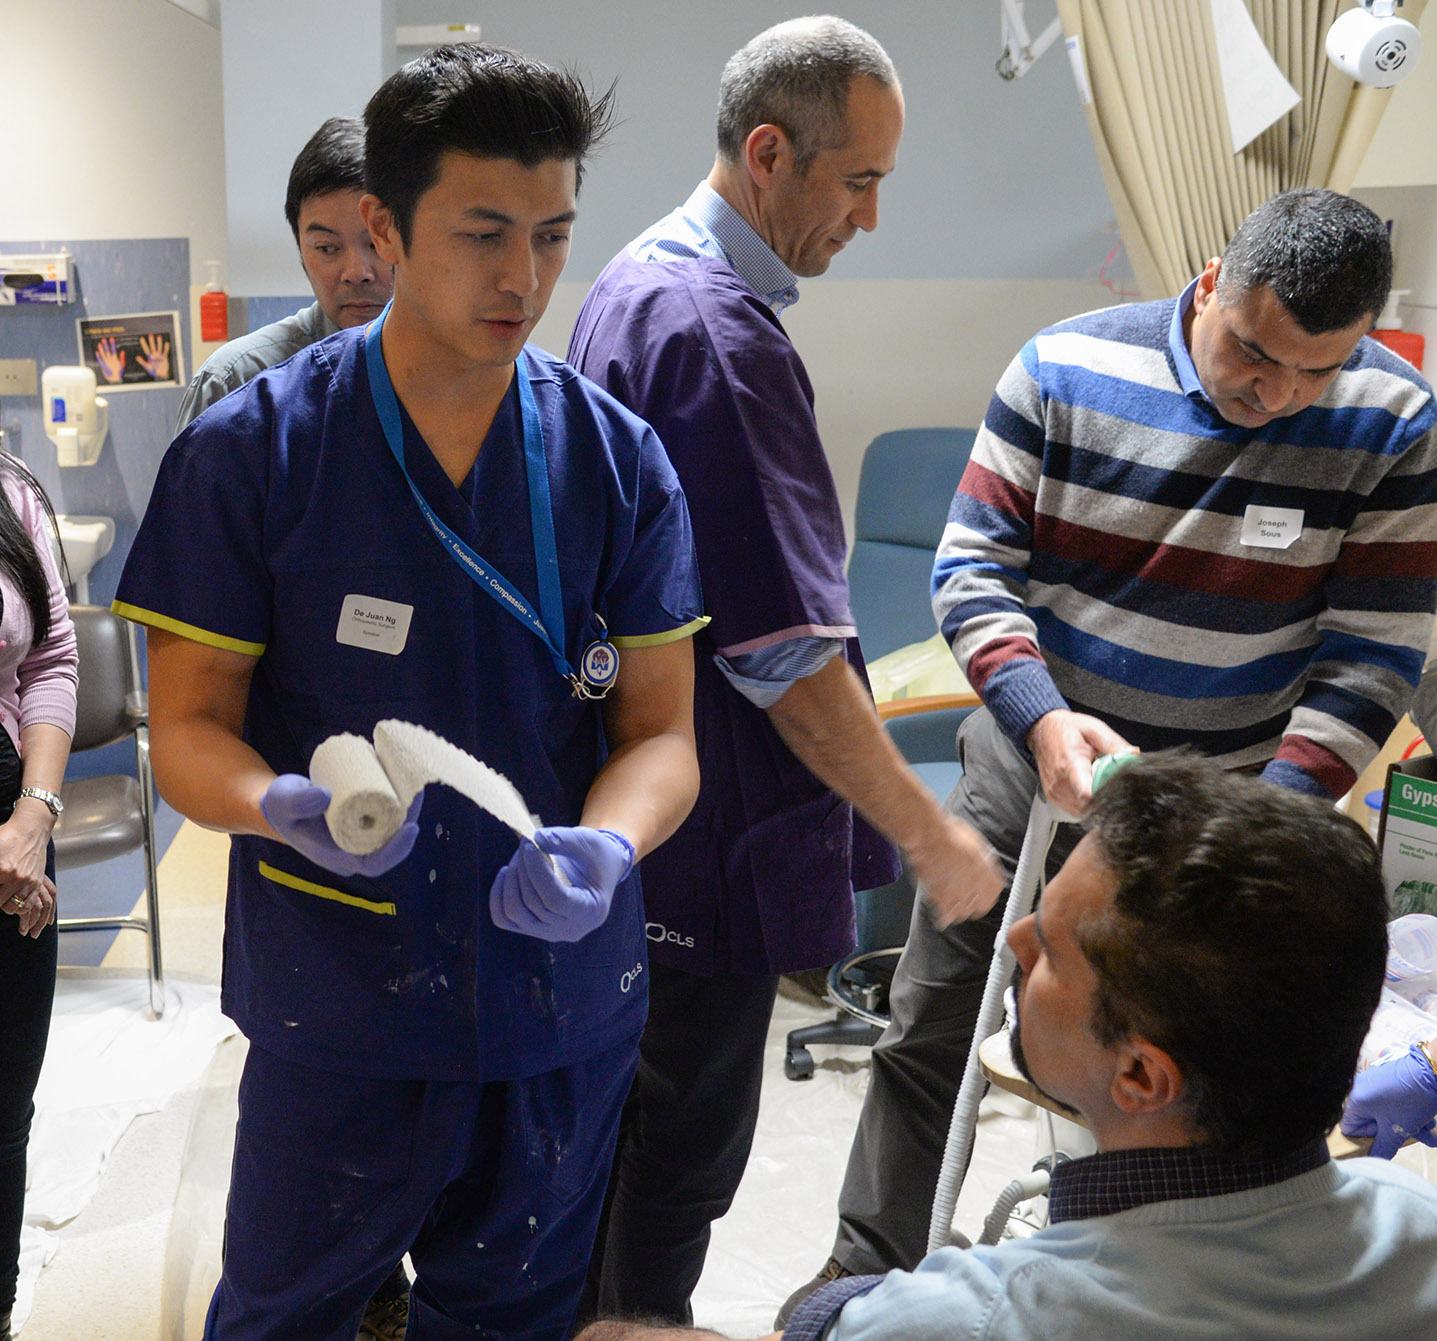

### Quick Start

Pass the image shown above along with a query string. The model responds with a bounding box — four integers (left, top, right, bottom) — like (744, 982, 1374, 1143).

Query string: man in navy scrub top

(115, 44, 706, 1341)
(569, 17, 1003, 1326)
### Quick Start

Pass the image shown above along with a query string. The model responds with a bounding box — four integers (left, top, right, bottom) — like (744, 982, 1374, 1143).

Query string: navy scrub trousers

(205, 1030, 640, 1341)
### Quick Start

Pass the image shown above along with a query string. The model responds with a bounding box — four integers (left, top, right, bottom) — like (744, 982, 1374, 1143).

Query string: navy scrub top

(116, 328, 706, 1082)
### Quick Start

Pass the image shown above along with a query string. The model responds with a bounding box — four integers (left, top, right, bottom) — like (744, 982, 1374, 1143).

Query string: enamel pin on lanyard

(364, 304, 618, 700)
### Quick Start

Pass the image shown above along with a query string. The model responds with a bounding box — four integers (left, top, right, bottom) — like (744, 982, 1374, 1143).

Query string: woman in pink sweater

(0, 457, 77, 1341)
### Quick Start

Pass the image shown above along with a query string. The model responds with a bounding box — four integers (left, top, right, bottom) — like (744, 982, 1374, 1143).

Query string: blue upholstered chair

(784, 428, 980, 1079)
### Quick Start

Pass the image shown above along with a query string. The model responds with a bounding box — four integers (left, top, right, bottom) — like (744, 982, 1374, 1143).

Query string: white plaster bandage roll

(373, 721, 538, 840)
(309, 720, 540, 856)
(308, 732, 408, 856)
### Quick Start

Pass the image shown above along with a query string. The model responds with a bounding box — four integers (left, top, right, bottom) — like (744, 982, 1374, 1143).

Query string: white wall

(1352, 185, 1437, 365)
(35, 2, 1429, 539)
(0, 0, 226, 289)
(0, 0, 1428, 637)
(220, 0, 395, 295)
(1350, 1, 1437, 365)
(395, 0, 1120, 284)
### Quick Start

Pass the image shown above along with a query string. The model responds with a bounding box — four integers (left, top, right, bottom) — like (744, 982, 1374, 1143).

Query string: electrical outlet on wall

(0, 359, 38, 397)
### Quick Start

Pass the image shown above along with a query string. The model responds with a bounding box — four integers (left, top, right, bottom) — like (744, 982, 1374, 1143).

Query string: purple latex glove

(261, 774, 421, 878)
(1341, 1044, 1437, 1159)
(489, 826, 635, 943)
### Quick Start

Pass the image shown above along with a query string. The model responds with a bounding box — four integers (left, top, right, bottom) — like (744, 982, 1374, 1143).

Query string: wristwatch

(17, 786, 64, 818)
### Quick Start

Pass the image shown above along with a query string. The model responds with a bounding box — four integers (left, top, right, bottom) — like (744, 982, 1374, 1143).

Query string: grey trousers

(831, 709, 1083, 1273)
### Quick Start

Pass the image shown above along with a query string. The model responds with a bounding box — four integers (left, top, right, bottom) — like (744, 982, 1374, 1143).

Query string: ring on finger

(7, 893, 25, 910)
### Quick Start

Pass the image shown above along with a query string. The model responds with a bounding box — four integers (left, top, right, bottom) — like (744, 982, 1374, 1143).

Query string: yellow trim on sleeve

(258, 860, 397, 916)
(111, 601, 267, 657)
(609, 615, 711, 649)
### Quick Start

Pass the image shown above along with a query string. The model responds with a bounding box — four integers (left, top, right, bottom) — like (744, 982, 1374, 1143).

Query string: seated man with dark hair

(580, 753, 1437, 1341)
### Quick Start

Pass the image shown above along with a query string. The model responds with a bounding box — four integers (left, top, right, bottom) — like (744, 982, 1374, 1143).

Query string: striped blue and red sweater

(932, 291, 1437, 799)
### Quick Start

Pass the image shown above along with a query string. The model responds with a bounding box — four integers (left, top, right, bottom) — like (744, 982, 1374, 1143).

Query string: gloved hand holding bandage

(299, 719, 540, 862)
(1341, 1043, 1437, 1159)
(295, 721, 632, 939)
(489, 826, 635, 943)
(261, 774, 422, 877)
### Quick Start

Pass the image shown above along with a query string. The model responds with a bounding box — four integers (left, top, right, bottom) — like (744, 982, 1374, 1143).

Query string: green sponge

(1091, 750, 1141, 795)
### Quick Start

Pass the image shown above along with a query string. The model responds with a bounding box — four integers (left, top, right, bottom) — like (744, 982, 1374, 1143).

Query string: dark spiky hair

(364, 43, 615, 247)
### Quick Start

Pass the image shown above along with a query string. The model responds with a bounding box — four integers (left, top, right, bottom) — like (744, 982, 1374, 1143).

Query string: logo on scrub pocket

(646, 921, 695, 949)
(620, 961, 644, 994)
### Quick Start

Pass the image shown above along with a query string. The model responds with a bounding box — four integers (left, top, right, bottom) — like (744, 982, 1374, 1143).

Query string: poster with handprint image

(76, 311, 184, 391)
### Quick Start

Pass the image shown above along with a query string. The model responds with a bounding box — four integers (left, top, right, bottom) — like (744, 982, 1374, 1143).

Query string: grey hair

(716, 15, 898, 170)
(1216, 188, 1392, 334)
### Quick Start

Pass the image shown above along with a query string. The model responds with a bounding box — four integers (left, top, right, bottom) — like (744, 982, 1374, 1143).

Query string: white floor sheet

(15, 972, 237, 1334)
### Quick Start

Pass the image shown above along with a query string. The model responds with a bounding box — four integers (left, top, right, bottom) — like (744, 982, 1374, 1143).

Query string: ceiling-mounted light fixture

(1326, 0, 1422, 87)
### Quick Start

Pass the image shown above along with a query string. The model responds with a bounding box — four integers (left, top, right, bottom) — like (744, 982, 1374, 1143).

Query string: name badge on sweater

(336, 594, 413, 656)
(1240, 505, 1303, 551)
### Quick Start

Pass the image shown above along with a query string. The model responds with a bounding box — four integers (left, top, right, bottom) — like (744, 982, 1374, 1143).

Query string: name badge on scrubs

(1240, 504, 1303, 551)
(336, 594, 414, 656)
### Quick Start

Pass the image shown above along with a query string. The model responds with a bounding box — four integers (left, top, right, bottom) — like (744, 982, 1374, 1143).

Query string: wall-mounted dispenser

(0, 252, 75, 306)
(41, 366, 108, 467)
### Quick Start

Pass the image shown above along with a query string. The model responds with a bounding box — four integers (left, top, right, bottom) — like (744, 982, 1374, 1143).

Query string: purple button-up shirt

(569, 188, 900, 975)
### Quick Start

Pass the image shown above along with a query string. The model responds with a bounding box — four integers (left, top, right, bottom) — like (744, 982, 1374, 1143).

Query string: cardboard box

(1378, 754, 1437, 915)
(1346, 716, 1421, 820)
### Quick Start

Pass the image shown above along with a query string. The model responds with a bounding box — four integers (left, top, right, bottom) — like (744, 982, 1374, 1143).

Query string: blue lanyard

(363, 304, 581, 690)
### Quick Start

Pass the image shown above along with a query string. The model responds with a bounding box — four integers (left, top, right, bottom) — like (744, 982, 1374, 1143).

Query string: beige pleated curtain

(1056, 0, 1428, 297)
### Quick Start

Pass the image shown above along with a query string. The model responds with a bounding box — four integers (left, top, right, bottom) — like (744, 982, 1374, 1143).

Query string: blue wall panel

(0, 237, 191, 612)
(243, 294, 311, 332)
(0, 239, 192, 781)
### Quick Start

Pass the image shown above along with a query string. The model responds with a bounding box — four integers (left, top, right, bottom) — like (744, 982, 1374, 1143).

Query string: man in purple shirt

(569, 16, 1001, 1325)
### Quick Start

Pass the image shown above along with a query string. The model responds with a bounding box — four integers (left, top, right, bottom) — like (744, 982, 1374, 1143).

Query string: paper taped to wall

(309, 719, 538, 855)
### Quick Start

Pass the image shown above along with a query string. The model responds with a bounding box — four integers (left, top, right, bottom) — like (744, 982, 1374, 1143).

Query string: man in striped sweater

(782, 187, 1437, 1310)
